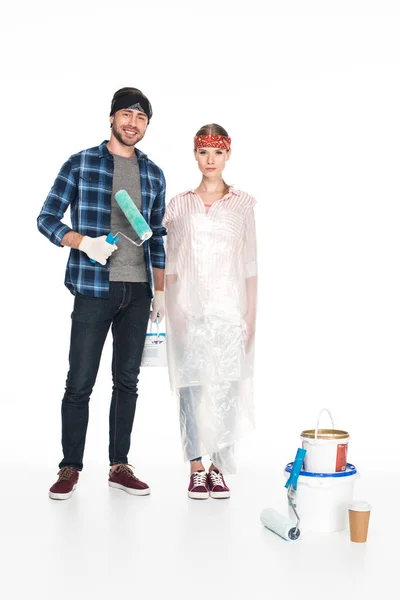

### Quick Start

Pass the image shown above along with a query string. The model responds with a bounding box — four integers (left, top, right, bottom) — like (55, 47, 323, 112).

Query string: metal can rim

(300, 428, 349, 440)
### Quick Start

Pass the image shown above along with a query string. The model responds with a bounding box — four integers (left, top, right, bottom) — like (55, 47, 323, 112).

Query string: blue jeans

(59, 282, 152, 471)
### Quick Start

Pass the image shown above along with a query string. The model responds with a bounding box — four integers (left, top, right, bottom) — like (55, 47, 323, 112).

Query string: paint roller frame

(260, 448, 307, 542)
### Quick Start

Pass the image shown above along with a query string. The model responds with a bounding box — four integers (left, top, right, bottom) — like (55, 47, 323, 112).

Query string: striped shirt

(37, 140, 166, 297)
(163, 188, 257, 319)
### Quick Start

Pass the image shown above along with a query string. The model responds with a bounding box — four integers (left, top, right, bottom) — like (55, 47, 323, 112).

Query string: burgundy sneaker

(108, 464, 150, 496)
(49, 466, 79, 500)
(188, 470, 209, 499)
(207, 469, 231, 499)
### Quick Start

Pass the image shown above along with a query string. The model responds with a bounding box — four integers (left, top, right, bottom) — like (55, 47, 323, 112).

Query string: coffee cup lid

(348, 500, 371, 511)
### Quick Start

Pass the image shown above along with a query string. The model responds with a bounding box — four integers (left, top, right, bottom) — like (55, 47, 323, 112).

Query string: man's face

(110, 108, 148, 147)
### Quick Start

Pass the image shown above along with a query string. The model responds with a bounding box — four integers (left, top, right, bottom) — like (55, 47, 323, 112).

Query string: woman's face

(194, 147, 231, 177)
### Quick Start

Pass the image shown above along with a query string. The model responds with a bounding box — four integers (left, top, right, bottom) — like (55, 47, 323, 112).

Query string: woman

(163, 124, 257, 499)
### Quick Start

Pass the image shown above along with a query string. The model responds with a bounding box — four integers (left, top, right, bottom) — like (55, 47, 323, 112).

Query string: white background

(2, 0, 398, 472)
(0, 3, 399, 596)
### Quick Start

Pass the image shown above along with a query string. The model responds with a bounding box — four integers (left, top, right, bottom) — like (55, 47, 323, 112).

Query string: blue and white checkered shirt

(37, 141, 166, 297)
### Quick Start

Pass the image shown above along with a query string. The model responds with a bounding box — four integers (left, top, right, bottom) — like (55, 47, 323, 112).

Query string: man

(37, 87, 166, 500)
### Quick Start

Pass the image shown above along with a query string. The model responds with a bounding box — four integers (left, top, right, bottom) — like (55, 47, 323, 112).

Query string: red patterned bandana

(194, 134, 231, 150)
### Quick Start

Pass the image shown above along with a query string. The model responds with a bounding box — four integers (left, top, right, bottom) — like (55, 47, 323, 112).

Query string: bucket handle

(148, 318, 161, 339)
(315, 408, 335, 440)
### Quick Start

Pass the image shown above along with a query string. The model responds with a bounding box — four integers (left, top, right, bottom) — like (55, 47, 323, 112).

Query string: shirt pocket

(76, 171, 112, 233)
(79, 171, 112, 194)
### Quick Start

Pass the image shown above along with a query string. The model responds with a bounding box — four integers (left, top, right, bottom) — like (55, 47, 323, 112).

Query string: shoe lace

(115, 464, 138, 480)
(58, 467, 76, 481)
(209, 470, 224, 486)
(192, 471, 207, 486)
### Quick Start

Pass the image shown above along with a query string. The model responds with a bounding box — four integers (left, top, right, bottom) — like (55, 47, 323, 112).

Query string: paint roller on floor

(90, 189, 153, 263)
(260, 448, 306, 541)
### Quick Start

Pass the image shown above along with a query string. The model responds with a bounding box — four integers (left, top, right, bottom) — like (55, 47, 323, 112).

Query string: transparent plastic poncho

(163, 190, 257, 473)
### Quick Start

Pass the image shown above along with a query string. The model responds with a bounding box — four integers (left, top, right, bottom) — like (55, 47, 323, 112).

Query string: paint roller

(260, 448, 306, 541)
(114, 190, 153, 244)
(90, 190, 153, 263)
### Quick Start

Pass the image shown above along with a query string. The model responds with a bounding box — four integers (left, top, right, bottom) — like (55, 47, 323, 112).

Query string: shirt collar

(98, 140, 148, 160)
(182, 187, 240, 197)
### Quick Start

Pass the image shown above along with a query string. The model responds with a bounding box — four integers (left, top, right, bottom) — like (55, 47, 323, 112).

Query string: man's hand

(150, 291, 165, 323)
(79, 235, 117, 265)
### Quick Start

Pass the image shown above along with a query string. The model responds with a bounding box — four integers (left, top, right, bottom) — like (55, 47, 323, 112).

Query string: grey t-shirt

(110, 153, 148, 282)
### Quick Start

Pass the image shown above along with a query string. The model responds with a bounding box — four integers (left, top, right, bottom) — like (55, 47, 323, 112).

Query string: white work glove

(150, 291, 165, 323)
(79, 235, 117, 266)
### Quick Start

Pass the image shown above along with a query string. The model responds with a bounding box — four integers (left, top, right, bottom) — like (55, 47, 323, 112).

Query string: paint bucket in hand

(301, 408, 350, 473)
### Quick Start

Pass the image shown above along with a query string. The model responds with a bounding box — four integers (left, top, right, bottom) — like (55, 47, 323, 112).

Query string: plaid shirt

(37, 141, 166, 297)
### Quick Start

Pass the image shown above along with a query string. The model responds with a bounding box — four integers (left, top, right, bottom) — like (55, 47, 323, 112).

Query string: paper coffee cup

(348, 501, 371, 543)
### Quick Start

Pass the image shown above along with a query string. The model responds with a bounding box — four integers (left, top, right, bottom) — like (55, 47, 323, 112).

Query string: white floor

(1, 363, 396, 599)
(2, 461, 395, 600)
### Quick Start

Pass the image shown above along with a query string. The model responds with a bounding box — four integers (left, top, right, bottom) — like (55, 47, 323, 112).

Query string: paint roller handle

(79, 233, 119, 265)
(284, 449, 306, 536)
(284, 448, 306, 490)
(106, 232, 119, 244)
(315, 408, 335, 440)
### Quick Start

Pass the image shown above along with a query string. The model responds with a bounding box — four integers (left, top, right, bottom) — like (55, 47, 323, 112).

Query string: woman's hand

(245, 312, 256, 352)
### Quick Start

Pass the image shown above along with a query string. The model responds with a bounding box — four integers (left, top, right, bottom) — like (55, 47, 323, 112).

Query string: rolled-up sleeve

(37, 158, 77, 246)
(149, 170, 167, 268)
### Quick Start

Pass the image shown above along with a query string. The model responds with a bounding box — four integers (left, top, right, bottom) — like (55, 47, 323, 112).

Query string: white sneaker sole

(210, 491, 231, 499)
(188, 490, 209, 499)
(108, 482, 151, 495)
(49, 484, 77, 500)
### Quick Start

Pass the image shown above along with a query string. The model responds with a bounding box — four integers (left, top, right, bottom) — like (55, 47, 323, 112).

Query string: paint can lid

(285, 462, 357, 478)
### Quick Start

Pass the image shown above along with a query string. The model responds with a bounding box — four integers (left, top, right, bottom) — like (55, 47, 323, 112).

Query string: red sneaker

(207, 469, 231, 499)
(188, 470, 209, 499)
(108, 464, 150, 496)
(49, 467, 79, 500)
